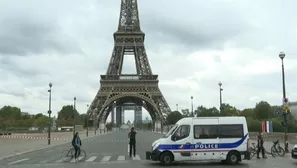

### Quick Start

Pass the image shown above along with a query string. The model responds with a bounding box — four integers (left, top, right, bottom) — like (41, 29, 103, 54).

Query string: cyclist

(72, 132, 82, 160)
(128, 127, 137, 157)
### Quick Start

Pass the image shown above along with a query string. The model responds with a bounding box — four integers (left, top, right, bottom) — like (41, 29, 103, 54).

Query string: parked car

(291, 144, 297, 159)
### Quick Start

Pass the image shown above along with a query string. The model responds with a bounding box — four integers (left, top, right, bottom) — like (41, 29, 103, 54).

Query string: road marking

(101, 156, 111, 162)
(8, 158, 29, 165)
(85, 156, 97, 162)
(132, 155, 140, 160)
(70, 156, 84, 162)
(117, 155, 125, 161)
(45, 150, 53, 153)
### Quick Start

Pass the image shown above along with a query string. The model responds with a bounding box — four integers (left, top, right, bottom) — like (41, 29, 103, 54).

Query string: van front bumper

(145, 149, 161, 161)
(291, 149, 297, 159)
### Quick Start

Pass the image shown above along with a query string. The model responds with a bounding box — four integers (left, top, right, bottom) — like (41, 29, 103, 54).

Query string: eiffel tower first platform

(87, 0, 171, 132)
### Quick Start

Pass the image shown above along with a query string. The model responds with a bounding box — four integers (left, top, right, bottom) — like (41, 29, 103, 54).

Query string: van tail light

(247, 138, 250, 150)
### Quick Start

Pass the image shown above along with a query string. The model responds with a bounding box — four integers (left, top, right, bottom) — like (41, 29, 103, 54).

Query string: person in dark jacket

(72, 132, 82, 160)
(128, 127, 137, 157)
(257, 132, 267, 159)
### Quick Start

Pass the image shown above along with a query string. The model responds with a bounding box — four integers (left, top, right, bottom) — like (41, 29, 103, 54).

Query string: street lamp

(73, 97, 76, 136)
(279, 51, 289, 153)
(86, 104, 89, 137)
(48, 82, 53, 145)
(191, 96, 193, 117)
(218, 82, 223, 112)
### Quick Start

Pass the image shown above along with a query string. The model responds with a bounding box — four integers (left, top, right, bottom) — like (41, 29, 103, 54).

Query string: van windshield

(163, 124, 178, 138)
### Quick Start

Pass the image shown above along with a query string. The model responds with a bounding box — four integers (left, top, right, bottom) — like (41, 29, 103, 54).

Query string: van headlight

(152, 143, 159, 151)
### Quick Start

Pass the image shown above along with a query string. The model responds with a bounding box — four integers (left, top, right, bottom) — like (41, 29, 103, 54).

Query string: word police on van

(145, 117, 250, 165)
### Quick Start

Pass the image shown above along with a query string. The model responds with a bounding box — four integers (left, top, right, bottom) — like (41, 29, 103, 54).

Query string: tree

(34, 113, 44, 119)
(254, 101, 273, 120)
(220, 103, 239, 116)
(57, 105, 80, 126)
(34, 116, 48, 129)
(166, 111, 183, 125)
(0, 106, 22, 120)
(239, 108, 254, 118)
(195, 106, 220, 117)
(57, 105, 79, 120)
(181, 109, 191, 117)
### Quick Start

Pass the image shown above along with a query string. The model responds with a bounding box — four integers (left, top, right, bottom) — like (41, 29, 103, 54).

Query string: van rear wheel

(160, 152, 173, 166)
(227, 151, 240, 165)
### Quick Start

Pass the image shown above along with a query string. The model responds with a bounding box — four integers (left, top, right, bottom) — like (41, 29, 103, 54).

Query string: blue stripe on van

(157, 133, 248, 150)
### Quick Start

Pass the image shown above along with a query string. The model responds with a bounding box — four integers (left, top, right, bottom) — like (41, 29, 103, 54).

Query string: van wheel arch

(226, 150, 241, 165)
(159, 151, 174, 166)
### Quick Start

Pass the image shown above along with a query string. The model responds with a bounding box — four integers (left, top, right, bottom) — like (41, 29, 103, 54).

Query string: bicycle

(270, 140, 285, 157)
(249, 142, 275, 158)
(61, 147, 86, 162)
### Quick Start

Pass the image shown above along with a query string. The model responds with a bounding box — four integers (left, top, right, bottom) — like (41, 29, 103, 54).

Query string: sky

(0, 0, 297, 123)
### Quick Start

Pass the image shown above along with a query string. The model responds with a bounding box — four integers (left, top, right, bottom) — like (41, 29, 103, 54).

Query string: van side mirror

(171, 135, 177, 141)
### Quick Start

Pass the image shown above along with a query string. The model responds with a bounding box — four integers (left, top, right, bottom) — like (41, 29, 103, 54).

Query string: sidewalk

(0, 131, 105, 160)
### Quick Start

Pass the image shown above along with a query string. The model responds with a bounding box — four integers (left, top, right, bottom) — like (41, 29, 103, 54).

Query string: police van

(146, 117, 250, 165)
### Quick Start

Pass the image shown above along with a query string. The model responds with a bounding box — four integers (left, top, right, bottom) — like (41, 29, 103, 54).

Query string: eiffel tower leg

(99, 120, 105, 134)
(154, 119, 161, 132)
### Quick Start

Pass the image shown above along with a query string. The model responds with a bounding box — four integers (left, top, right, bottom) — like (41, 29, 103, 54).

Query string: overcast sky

(0, 0, 297, 122)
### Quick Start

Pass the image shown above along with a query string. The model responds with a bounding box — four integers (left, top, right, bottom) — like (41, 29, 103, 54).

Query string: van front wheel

(227, 151, 240, 165)
(160, 152, 173, 166)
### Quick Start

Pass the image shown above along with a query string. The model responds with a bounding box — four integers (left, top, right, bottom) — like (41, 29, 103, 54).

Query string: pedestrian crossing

(5, 154, 144, 165)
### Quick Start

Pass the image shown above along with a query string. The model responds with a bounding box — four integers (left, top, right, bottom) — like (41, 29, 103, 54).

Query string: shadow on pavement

(144, 161, 249, 167)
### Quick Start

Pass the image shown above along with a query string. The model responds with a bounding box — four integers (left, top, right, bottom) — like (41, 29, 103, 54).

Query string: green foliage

(56, 105, 83, 126)
(254, 101, 273, 120)
(178, 100, 297, 133)
(0, 106, 50, 132)
(0, 106, 22, 120)
(195, 106, 220, 117)
(166, 111, 183, 125)
(0, 105, 86, 132)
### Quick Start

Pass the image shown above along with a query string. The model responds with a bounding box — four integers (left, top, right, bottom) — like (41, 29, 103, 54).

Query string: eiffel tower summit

(87, 0, 171, 132)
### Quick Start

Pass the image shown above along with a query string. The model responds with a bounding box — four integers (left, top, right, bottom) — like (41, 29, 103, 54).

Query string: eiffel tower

(87, 0, 171, 132)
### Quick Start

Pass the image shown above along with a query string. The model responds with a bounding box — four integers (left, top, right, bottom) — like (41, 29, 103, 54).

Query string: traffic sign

(283, 98, 289, 105)
(282, 106, 290, 111)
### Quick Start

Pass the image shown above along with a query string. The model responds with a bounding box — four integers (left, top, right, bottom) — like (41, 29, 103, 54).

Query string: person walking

(72, 132, 82, 161)
(128, 127, 137, 157)
(257, 132, 267, 159)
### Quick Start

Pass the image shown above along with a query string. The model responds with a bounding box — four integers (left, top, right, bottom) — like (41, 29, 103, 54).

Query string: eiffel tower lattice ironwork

(87, 0, 171, 132)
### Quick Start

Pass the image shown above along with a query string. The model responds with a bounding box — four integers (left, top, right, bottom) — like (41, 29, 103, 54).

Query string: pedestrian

(72, 132, 82, 161)
(128, 127, 137, 157)
(257, 132, 267, 159)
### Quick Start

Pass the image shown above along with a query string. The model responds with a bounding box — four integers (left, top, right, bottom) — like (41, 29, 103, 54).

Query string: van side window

(193, 125, 218, 139)
(219, 124, 244, 138)
(173, 125, 190, 141)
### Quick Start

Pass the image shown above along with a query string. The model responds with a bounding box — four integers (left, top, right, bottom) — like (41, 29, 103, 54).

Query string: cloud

(0, 0, 297, 123)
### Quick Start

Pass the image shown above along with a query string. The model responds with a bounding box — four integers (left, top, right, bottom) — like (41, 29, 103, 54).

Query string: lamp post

(279, 51, 289, 153)
(191, 96, 193, 117)
(86, 104, 89, 137)
(218, 82, 223, 112)
(48, 82, 53, 145)
(73, 97, 76, 136)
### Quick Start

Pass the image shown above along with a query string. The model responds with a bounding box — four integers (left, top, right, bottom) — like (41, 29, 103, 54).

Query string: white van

(146, 117, 250, 165)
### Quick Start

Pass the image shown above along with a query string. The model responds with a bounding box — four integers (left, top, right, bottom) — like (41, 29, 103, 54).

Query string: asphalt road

(1, 131, 297, 168)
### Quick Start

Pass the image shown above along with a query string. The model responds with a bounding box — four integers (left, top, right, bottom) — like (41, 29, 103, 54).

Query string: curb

(0, 131, 111, 161)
